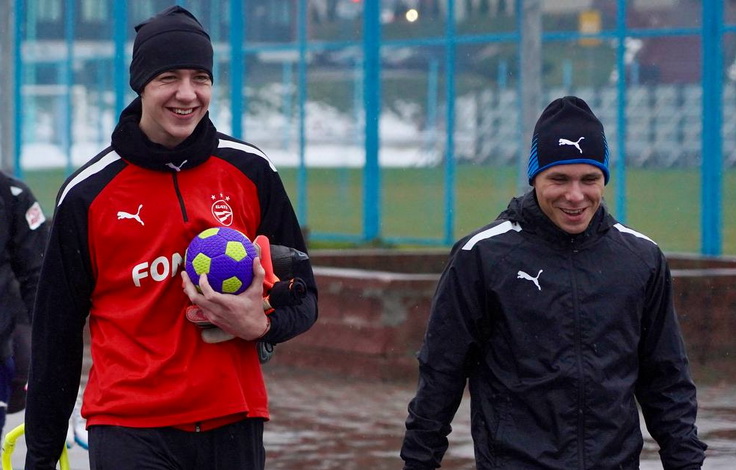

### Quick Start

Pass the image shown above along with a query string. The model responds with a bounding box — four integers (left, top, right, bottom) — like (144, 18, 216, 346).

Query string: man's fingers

(198, 273, 218, 299)
(181, 271, 200, 300)
(250, 257, 265, 289)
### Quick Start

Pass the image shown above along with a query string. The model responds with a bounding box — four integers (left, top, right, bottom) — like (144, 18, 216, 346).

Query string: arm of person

(401, 245, 485, 469)
(5, 176, 49, 318)
(256, 246, 317, 344)
(251, 165, 318, 344)
(24, 198, 90, 470)
(219, 142, 318, 343)
(635, 253, 707, 470)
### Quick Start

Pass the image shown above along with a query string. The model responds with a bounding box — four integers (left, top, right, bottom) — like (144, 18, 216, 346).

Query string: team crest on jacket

(211, 194, 234, 226)
(25, 201, 46, 230)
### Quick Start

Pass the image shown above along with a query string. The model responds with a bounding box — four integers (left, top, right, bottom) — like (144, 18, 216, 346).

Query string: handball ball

(185, 227, 258, 294)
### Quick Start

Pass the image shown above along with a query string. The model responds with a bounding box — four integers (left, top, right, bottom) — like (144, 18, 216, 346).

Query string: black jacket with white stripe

(401, 191, 706, 470)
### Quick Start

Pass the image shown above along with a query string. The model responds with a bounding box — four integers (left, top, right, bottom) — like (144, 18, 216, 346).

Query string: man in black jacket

(0, 171, 48, 433)
(401, 96, 707, 469)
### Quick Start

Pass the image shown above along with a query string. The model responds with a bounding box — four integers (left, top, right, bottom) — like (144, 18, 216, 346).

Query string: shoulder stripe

(613, 223, 657, 245)
(462, 221, 522, 251)
(218, 139, 277, 172)
(58, 151, 122, 207)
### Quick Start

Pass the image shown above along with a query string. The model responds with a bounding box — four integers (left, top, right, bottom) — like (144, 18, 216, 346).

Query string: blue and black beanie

(527, 96, 610, 185)
(129, 6, 213, 94)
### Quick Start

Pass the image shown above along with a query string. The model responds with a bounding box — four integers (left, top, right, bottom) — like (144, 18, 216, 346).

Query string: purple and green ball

(185, 227, 257, 294)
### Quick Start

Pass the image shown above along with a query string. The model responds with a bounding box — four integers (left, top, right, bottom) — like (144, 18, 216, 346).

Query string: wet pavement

(265, 367, 736, 470)
(4, 365, 735, 469)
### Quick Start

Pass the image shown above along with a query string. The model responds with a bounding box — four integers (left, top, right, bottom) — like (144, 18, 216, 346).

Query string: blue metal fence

(8, 0, 735, 255)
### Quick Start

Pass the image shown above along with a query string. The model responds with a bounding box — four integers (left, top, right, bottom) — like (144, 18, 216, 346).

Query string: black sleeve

(24, 190, 92, 470)
(254, 165, 318, 344)
(401, 243, 482, 469)
(4, 176, 50, 320)
(635, 252, 707, 469)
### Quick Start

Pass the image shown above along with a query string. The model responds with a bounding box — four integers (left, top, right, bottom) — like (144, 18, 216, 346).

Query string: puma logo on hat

(558, 137, 585, 154)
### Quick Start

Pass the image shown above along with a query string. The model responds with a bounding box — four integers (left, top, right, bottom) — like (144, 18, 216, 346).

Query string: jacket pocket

(472, 391, 511, 468)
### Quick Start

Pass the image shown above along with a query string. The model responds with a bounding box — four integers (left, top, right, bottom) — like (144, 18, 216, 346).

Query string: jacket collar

(111, 97, 218, 173)
(499, 190, 614, 247)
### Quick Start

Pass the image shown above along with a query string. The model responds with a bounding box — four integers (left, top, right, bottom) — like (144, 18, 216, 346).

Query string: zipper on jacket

(569, 244, 586, 470)
(195, 422, 201, 432)
(171, 173, 189, 222)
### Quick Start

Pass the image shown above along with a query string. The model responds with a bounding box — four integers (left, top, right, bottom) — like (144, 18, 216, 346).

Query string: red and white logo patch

(25, 202, 46, 230)
(211, 194, 233, 226)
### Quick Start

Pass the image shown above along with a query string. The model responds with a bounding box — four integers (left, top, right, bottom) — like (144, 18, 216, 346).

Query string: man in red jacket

(24, 6, 317, 470)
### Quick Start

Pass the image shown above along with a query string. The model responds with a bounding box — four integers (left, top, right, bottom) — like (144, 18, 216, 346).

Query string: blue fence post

(443, 0, 457, 245)
(96, 58, 106, 142)
(113, 0, 127, 118)
(614, 0, 627, 222)
(63, 0, 75, 175)
(297, 0, 308, 226)
(281, 61, 293, 150)
(426, 58, 438, 154)
(353, 58, 362, 145)
(363, 0, 381, 242)
(230, 0, 244, 139)
(701, 0, 723, 255)
(514, 0, 527, 194)
(498, 60, 508, 89)
(13, 0, 25, 177)
(209, 7, 221, 125)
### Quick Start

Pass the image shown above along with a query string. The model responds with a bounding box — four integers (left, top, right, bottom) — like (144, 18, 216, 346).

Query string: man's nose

(565, 182, 585, 202)
(176, 79, 197, 100)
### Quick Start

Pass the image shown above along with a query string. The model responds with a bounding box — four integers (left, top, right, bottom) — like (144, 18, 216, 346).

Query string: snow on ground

(19, 101, 443, 170)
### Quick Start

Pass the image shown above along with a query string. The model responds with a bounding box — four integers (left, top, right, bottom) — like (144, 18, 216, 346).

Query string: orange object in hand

(254, 235, 280, 314)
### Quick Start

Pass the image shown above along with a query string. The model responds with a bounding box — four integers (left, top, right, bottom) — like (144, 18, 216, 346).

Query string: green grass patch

(22, 168, 67, 216)
(22, 166, 736, 256)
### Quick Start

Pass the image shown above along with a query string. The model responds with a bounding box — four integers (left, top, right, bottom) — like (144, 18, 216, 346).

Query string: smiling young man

(24, 6, 317, 470)
(139, 68, 213, 148)
(532, 163, 604, 234)
(401, 96, 707, 469)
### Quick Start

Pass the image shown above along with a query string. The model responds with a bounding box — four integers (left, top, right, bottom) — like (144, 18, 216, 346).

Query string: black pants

(88, 419, 265, 470)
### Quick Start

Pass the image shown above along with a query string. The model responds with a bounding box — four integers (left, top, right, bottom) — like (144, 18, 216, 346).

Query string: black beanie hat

(527, 96, 610, 185)
(129, 6, 213, 93)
